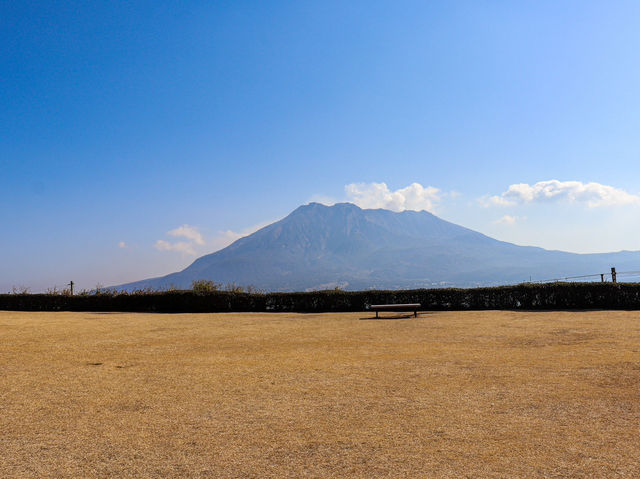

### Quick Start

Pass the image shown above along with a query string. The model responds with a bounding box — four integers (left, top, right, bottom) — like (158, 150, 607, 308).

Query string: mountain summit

(117, 203, 640, 291)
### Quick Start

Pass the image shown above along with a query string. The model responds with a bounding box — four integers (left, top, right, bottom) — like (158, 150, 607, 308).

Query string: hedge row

(2, 283, 640, 312)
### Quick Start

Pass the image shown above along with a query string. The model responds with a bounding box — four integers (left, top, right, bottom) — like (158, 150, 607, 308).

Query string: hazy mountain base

(116, 203, 640, 292)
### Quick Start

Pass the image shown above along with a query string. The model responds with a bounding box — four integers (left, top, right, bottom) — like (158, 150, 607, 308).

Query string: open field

(1, 311, 639, 478)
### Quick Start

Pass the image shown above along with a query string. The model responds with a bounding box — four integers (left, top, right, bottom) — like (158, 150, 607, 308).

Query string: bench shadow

(360, 312, 426, 320)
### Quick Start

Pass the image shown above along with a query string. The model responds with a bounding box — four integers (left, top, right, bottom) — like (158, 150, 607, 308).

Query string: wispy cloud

(483, 180, 640, 208)
(154, 224, 204, 255)
(478, 195, 514, 207)
(167, 224, 204, 245)
(493, 215, 518, 225)
(154, 239, 197, 255)
(118, 241, 127, 248)
(154, 221, 271, 257)
(344, 182, 441, 212)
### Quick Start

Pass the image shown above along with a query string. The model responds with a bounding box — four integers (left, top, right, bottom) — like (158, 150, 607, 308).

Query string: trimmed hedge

(2, 283, 640, 312)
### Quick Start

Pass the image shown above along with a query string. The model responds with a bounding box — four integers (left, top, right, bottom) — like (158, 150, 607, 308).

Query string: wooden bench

(369, 303, 421, 318)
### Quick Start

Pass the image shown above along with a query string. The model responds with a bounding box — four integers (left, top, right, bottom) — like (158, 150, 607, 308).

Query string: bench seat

(369, 303, 421, 318)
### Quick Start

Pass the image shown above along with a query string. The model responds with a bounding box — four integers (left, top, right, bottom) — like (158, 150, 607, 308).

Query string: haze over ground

(3, 1, 640, 291)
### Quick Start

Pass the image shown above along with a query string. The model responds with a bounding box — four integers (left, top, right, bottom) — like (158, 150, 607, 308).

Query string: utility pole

(611, 267, 617, 284)
(600, 273, 605, 283)
(68, 281, 74, 295)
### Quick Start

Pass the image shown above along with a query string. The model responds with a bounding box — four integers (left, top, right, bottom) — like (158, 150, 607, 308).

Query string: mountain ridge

(115, 202, 640, 291)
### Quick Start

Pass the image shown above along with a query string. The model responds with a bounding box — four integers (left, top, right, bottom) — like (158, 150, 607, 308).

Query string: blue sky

(3, 1, 640, 291)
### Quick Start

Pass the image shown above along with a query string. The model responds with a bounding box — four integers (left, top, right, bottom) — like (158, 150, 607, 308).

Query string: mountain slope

(116, 203, 640, 291)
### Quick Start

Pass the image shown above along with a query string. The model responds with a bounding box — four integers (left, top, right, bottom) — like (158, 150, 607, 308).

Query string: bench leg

(376, 311, 379, 319)
(414, 310, 417, 317)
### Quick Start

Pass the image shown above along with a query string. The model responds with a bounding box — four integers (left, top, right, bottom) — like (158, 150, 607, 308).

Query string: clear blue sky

(3, 1, 640, 291)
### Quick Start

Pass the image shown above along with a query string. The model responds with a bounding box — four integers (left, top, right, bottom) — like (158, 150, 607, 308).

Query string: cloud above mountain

(154, 239, 197, 255)
(494, 215, 519, 225)
(155, 224, 204, 256)
(155, 222, 273, 257)
(167, 225, 205, 245)
(344, 182, 441, 212)
(484, 180, 640, 208)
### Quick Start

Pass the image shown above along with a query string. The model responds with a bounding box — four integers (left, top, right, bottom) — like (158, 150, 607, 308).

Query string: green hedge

(2, 283, 640, 312)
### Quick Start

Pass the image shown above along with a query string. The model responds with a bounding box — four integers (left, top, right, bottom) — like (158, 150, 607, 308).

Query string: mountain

(116, 203, 640, 291)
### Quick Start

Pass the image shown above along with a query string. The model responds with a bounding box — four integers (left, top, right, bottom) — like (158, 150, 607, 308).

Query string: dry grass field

(1, 310, 639, 478)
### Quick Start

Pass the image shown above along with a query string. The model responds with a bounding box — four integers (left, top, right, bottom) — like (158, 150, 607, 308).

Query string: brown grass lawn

(1, 310, 639, 478)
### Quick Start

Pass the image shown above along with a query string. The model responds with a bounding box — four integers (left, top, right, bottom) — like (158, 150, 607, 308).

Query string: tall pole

(611, 267, 617, 284)
(68, 281, 74, 295)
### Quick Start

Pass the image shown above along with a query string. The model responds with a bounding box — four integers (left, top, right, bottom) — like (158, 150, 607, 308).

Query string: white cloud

(155, 221, 271, 257)
(167, 224, 204, 245)
(486, 180, 640, 208)
(118, 241, 127, 248)
(154, 239, 197, 256)
(494, 215, 518, 225)
(344, 182, 441, 212)
(155, 224, 203, 256)
(478, 195, 516, 207)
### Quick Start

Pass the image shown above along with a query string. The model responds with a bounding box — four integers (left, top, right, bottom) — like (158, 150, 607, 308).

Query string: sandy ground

(1, 310, 639, 478)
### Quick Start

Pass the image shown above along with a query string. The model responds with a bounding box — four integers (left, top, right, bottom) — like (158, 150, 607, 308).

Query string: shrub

(192, 279, 220, 294)
(11, 285, 31, 294)
(223, 282, 244, 293)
